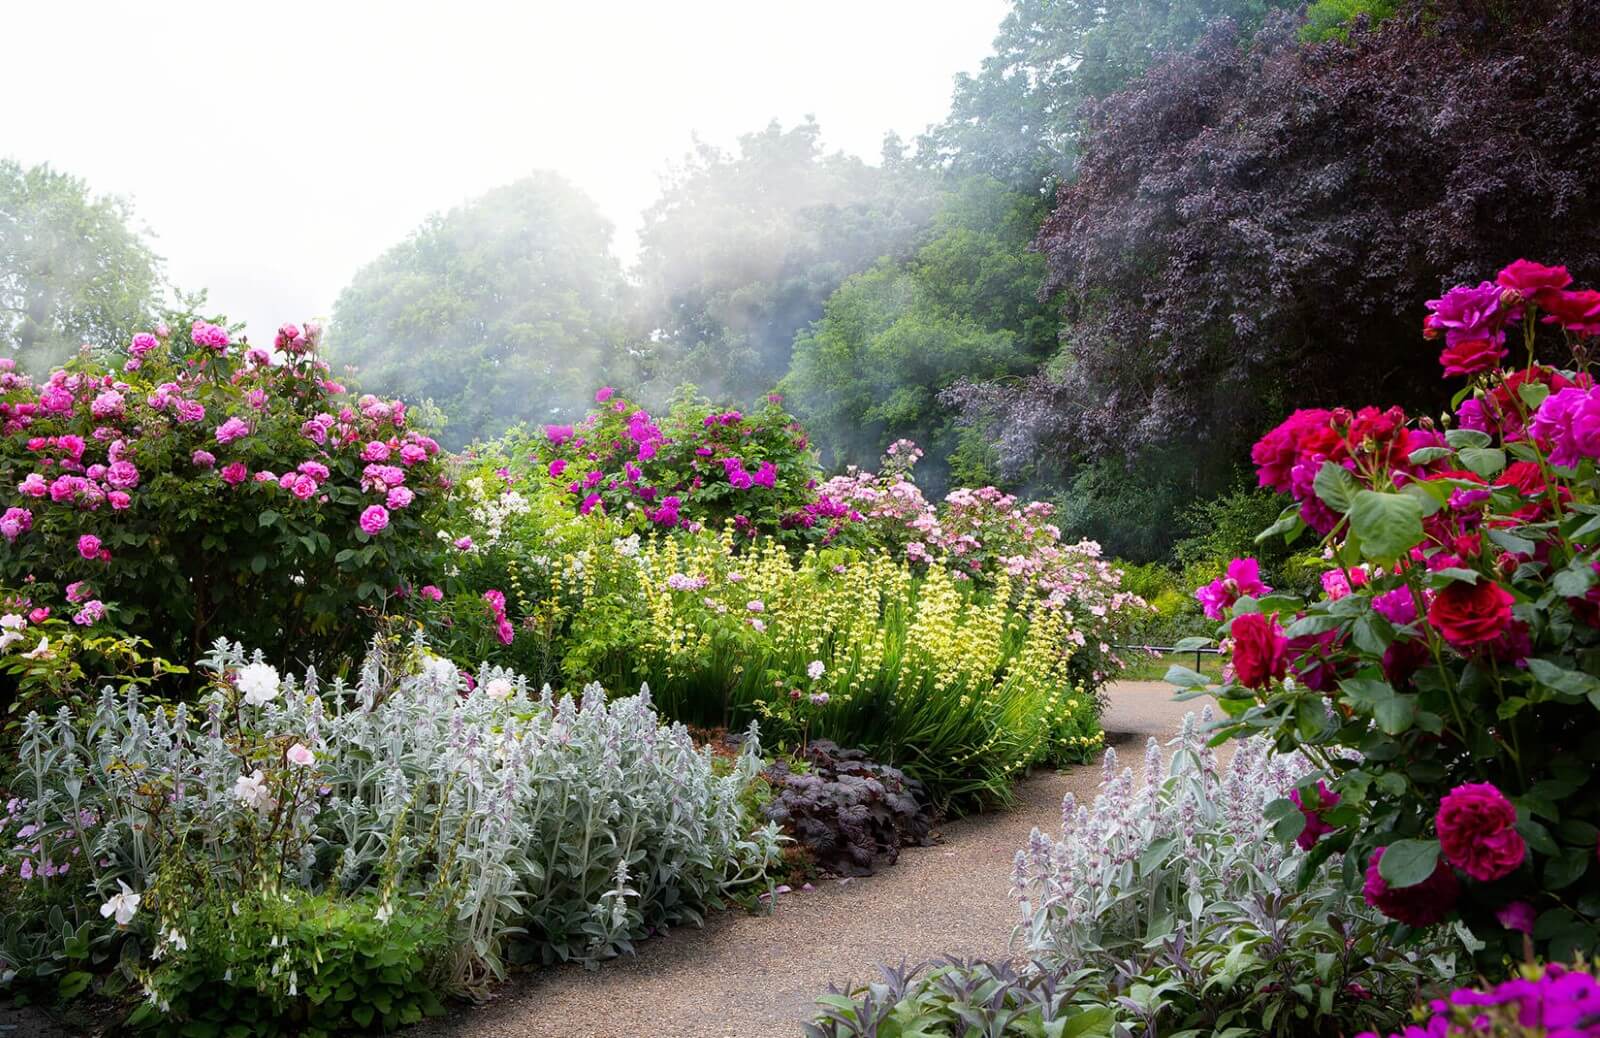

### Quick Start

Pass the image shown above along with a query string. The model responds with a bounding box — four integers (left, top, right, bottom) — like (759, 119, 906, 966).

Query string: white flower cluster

(465, 478, 532, 549)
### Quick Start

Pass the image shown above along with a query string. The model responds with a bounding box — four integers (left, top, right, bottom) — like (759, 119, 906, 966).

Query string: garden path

(418, 680, 1197, 1038)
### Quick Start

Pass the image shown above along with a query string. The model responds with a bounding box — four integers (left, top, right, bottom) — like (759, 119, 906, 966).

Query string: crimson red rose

(1427, 579, 1515, 650)
(1436, 782, 1526, 882)
(1363, 847, 1459, 927)
(1230, 611, 1287, 689)
(1251, 409, 1336, 494)
(1496, 259, 1572, 299)
(1438, 337, 1507, 378)
(1380, 636, 1430, 686)
(1540, 289, 1600, 335)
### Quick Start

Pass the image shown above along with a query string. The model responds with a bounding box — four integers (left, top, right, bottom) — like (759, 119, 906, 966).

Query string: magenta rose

(1363, 846, 1459, 927)
(1438, 337, 1507, 378)
(1496, 258, 1571, 300)
(358, 505, 390, 535)
(1436, 782, 1526, 882)
(1194, 557, 1272, 621)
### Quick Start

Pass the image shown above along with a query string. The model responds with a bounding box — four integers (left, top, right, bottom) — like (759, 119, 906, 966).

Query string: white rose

(236, 662, 280, 706)
(484, 677, 514, 702)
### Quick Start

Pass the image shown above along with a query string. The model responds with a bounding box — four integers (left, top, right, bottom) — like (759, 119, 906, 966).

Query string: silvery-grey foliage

(3, 635, 780, 988)
(1011, 709, 1315, 966)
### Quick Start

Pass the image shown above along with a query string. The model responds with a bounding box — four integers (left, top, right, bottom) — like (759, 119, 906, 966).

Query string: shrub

(0, 598, 183, 736)
(1011, 711, 1454, 1036)
(1182, 259, 1600, 963)
(0, 636, 779, 1021)
(131, 888, 449, 1036)
(0, 321, 449, 681)
(525, 385, 822, 539)
(620, 531, 1101, 810)
(815, 442, 1149, 694)
(414, 454, 645, 688)
(417, 467, 1105, 812)
(761, 740, 933, 877)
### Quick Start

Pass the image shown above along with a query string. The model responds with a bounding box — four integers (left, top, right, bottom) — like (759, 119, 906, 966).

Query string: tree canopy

(0, 160, 164, 373)
(916, 0, 1299, 189)
(631, 119, 941, 405)
(328, 172, 631, 448)
(783, 177, 1057, 492)
(956, 0, 1600, 508)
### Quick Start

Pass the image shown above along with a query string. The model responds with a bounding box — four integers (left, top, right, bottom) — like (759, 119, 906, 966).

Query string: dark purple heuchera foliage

(761, 740, 934, 877)
(953, 0, 1600, 471)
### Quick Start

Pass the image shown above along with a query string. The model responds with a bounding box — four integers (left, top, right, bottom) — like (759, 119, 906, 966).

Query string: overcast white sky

(4, 1, 1006, 345)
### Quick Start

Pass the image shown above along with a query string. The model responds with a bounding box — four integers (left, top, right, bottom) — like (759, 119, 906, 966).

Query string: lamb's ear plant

(1009, 711, 1461, 1037)
(0, 633, 780, 1025)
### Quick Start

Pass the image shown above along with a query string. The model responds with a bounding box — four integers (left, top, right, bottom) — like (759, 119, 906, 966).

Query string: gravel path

(417, 680, 1197, 1038)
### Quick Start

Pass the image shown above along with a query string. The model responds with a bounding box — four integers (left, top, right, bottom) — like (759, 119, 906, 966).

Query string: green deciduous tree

(918, 0, 1299, 188)
(0, 160, 164, 373)
(784, 177, 1056, 492)
(329, 172, 631, 448)
(632, 119, 940, 407)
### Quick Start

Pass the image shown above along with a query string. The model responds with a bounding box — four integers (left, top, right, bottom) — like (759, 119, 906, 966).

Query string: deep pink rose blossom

(358, 505, 389, 535)
(1363, 846, 1459, 927)
(1436, 782, 1526, 882)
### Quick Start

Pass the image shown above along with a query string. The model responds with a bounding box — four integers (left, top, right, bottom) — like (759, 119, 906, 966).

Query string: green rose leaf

(1313, 462, 1360, 513)
(1457, 446, 1506, 478)
(1374, 693, 1417, 734)
(1445, 428, 1493, 449)
(1525, 658, 1600, 701)
(1406, 446, 1452, 465)
(1255, 505, 1305, 545)
(1378, 838, 1440, 889)
(1349, 490, 1424, 564)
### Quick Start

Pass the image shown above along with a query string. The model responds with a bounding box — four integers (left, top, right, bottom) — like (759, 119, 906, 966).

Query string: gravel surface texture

(416, 680, 1197, 1038)
(0, 680, 1197, 1038)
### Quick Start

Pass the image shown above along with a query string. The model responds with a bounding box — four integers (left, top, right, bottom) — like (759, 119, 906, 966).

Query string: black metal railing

(1115, 642, 1222, 673)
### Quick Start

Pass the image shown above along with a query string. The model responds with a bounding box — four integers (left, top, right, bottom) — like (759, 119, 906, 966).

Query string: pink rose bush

(1175, 259, 1600, 963)
(527, 388, 820, 537)
(0, 317, 448, 687)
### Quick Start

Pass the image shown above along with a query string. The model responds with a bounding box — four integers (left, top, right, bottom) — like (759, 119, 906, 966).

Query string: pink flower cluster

(1195, 558, 1271, 620)
(1357, 962, 1600, 1038)
(1361, 782, 1528, 930)
(483, 589, 514, 645)
(2, 796, 99, 883)
(1252, 405, 1443, 535)
(536, 388, 804, 531)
